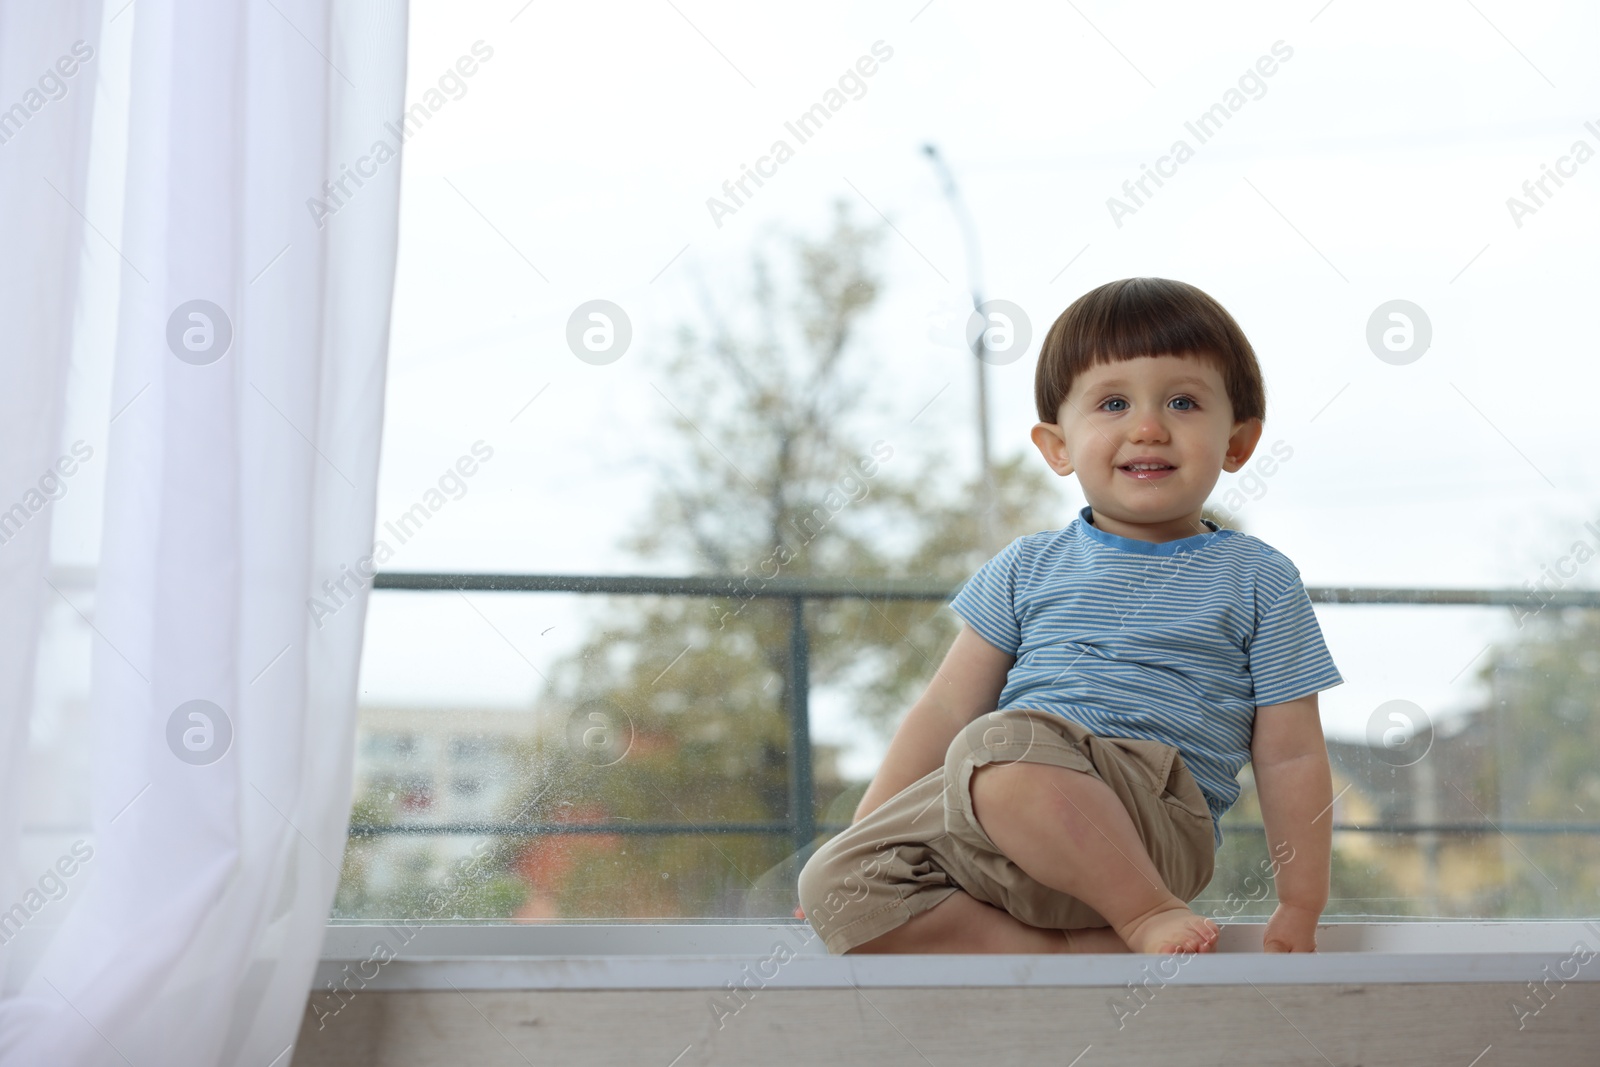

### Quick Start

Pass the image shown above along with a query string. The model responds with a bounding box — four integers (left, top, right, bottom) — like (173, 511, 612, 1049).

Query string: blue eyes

(1100, 396, 1197, 412)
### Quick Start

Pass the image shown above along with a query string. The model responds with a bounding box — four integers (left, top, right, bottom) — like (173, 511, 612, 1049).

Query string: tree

(493, 199, 1071, 920)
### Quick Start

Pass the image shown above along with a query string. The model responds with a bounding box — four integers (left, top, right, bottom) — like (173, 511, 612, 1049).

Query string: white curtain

(0, 1, 408, 1064)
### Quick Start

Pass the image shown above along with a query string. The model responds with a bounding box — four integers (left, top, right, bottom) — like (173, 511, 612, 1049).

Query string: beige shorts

(796, 708, 1216, 955)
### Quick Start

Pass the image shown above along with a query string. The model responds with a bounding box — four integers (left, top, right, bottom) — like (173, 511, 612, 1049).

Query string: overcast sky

(19, 0, 1544, 782)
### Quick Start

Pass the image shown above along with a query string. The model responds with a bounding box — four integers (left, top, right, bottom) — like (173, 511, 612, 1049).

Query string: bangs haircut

(1034, 277, 1266, 426)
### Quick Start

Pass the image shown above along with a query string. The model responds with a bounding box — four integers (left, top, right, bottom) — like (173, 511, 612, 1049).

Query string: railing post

(786, 595, 815, 855)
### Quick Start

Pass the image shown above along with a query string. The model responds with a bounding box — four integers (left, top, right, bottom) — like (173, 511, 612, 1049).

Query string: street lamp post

(922, 143, 998, 556)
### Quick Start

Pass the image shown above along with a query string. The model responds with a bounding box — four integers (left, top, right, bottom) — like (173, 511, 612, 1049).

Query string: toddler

(797, 277, 1343, 955)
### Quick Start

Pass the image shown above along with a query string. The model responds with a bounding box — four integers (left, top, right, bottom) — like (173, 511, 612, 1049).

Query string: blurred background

(23, 0, 1600, 929)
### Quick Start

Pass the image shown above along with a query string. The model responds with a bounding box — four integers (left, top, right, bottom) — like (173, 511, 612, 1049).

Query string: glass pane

(337, 2, 1600, 926)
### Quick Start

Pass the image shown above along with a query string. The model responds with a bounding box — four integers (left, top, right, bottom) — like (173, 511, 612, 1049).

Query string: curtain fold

(0, 2, 409, 1064)
(0, 0, 105, 1000)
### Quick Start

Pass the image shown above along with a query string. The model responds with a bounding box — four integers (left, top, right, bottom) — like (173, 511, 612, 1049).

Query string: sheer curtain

(0, 1, 408, 1064)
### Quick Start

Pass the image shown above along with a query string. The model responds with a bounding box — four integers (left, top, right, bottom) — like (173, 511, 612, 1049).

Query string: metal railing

(349, 574, 1600, 854)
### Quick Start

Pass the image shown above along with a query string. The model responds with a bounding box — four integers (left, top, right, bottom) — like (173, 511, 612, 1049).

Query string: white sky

(347, 0, 1599, 778)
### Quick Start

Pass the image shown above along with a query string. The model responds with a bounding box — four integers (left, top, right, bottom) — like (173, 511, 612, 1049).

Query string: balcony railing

(351, 573, 1600, 854)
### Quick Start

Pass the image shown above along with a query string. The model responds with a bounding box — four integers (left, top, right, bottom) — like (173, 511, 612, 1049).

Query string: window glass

(331, 1, 1600, 924)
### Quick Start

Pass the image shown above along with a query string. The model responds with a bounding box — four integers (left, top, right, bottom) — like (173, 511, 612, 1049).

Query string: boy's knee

(944, 713, 1003, 786)
(798, 837, 897, 932)
(797, 842, 852, 925)
(945, 709, 1050, 778)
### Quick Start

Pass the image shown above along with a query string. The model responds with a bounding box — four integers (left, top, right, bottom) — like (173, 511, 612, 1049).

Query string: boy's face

(1030, 353, 1263, 544)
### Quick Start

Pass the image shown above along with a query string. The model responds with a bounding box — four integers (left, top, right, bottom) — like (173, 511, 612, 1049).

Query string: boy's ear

(1221, 417, 1265, 473)
(1031, 422, 1075, 477)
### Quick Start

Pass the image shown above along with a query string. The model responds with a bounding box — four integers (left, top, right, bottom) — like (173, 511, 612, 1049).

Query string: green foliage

(1469, 608, 1600, 917)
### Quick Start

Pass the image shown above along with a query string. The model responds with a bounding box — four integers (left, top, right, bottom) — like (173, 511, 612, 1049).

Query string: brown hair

(1034, 277, 1266, 426)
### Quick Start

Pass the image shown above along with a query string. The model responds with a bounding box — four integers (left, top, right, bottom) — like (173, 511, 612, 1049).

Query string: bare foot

(1116, 900, 1219, 955)
(1059, 925, 1130, 954)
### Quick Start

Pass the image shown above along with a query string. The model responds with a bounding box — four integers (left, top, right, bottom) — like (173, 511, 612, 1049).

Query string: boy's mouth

(1118, 461, 1176, 481)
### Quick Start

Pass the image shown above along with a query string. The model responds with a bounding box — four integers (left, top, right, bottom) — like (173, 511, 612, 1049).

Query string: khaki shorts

(797, 708, 1216, 955)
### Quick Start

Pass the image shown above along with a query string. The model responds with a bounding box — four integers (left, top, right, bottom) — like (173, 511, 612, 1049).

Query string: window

(331, 3, 1600, 929)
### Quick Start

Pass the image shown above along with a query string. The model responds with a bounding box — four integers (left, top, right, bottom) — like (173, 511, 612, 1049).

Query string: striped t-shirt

(948, 505, 1343, 848)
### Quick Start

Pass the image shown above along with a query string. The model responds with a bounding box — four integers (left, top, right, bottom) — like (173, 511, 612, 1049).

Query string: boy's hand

(1262, 902, 1320, 952)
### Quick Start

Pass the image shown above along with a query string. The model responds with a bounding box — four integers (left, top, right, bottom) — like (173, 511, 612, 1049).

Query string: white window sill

(316, 921, 1600, 990)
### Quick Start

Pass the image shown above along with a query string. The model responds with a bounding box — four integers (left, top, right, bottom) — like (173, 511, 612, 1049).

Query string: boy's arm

(1250, 692, 1333, 952)
(853, 624, 1015, 823)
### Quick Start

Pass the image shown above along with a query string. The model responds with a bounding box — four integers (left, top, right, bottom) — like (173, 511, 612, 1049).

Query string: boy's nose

(1129, 410, 1170, 442)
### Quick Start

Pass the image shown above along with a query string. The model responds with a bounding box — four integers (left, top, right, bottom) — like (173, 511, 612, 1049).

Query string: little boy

(797, 277, 1343, 955)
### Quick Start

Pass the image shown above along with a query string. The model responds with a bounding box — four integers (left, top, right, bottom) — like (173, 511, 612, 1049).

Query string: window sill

(301, 923, 1599, 1066)
(315, 920, 1600, 990)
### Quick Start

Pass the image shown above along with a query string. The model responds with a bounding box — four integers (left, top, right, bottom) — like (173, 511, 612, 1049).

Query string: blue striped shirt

(948, 505, 1343, 848)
